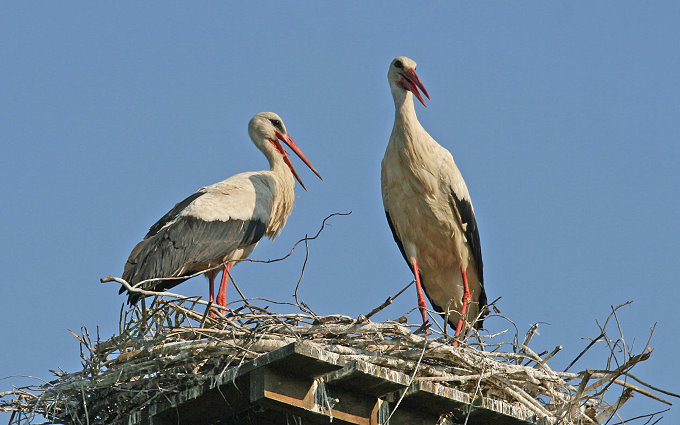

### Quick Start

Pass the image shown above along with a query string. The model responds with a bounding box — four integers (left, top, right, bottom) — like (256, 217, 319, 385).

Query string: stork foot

(415, 321, 431, 336)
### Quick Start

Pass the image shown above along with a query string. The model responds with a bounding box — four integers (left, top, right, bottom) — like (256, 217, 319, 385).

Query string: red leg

(454, 265, 472, 342)
(411, 258, 428, 325)
(207, 270, 218, 318)
(207, 270, 217, 304)
(216, 263, 232, 310)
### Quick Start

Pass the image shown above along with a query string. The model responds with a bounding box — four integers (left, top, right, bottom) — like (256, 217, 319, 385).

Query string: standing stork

(381, 57, 487, 338)
(120, 112, 322, 315)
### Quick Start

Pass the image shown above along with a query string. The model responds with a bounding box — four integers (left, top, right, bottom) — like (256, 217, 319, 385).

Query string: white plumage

(381, 57, 487, 337)
(120, 112, 322, 313)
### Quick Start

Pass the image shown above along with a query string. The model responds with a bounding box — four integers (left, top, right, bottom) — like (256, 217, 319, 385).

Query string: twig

(464, 365, 485, 425)
(360, 280, 414, 321)
(240, 211, 352, 267)
(386, 339, 428, 423)
(543, 345, 562, 364)
(101, 276, 208, 307)
(227, 273, 259, 317)
(624, 372, 680, 400)
(608, 408, 670, 425)
(293, 237, 311, 314)
(611, 379, 671, 405)
(564, 330, 605, 373)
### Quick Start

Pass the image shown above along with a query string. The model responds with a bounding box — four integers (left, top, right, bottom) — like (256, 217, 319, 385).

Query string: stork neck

(270, 156, 291, 177)
(263, 147, 284, 174)
(390, 88, 427, 154)
(262, 146, 295, 187)
(264, 153, 296, 239)
(392, 88, 421, 132)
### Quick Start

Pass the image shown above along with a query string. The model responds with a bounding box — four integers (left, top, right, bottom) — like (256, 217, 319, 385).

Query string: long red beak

(398, 68, 430, 107)
(272, 131, 322, 191)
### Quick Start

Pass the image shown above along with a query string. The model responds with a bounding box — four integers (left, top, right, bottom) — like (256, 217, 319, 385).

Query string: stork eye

(394, 60, 404, 69)
(270, 119, 283, 131)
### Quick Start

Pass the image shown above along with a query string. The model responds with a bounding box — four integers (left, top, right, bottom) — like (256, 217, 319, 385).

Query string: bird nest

(0, 215, 675, 424)
(0, 292, 674, 424)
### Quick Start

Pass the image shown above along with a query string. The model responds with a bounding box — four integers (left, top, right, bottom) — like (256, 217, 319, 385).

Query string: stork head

(248, 112, 322, 191)
(387, 56, 430, 107)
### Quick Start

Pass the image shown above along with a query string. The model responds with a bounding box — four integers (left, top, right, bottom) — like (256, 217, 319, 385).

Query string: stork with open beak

(381, 57, 487, 339)
(120, 112, 322, 315)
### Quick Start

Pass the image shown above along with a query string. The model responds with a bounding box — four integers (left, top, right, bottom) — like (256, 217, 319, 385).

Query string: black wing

(449, 189, 487, 324)
(385, 210, 410, 271)
(121, 216, 266, 304)
(145, 190, 206, 238)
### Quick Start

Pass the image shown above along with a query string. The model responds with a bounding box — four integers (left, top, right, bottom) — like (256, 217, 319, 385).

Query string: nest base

(133, 340, 540, 425)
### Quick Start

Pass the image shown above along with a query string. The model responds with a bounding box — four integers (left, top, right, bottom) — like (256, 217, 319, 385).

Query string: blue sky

(2, 2, 679, 422)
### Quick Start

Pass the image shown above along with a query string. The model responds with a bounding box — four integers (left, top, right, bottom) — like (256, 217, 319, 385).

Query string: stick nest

(0, 295, 673, 424)
(0, 213, 674, 424)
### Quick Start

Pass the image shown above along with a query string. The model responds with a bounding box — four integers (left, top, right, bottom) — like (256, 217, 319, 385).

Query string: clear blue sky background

(2, 2, 678, 423)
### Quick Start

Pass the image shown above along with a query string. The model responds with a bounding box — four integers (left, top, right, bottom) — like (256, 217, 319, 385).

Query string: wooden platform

(127, 341, 548, 425)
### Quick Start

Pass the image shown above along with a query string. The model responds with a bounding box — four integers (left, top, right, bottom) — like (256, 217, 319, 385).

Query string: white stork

(381, 56, 487, 338)
(120, 112, 322, 314)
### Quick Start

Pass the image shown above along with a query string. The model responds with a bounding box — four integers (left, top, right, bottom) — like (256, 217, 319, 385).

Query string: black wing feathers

(385, 210, 410, 270)
(121, 216, 266, 304)
(146, 191, 206, 238)
(449, 190, 484, 285)
(450, 189, 487, 324)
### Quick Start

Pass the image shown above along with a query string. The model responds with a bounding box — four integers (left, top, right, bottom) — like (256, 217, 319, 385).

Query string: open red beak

(398, 68, 430, 107)
(272, 131, 322, 191)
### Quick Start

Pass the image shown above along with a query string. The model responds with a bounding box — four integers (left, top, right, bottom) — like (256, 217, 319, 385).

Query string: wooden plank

(214, 341, 344, 387)
(389, 380, 537, 425)
(251, 366, 388, 425)
(145, 374, 254, 425)
(323, 360, 410, 397)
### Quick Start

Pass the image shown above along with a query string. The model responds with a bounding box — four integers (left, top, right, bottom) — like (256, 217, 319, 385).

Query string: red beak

(397, 68, 430, 107)
(272, 131, 322, 191)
